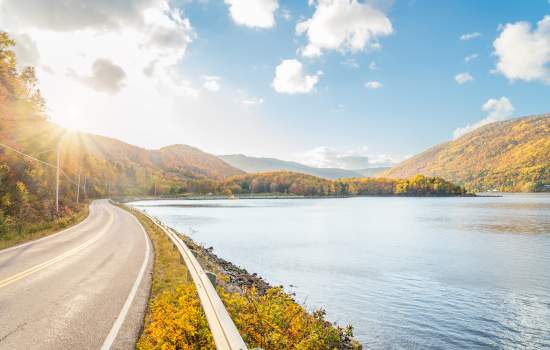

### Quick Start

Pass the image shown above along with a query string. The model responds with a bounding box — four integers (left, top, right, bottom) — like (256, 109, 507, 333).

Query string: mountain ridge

(381, 114, 550, 192)
(220, 154, 388, 179)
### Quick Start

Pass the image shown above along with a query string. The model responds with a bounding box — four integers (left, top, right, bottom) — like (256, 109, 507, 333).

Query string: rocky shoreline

(176, 231, 272, 295)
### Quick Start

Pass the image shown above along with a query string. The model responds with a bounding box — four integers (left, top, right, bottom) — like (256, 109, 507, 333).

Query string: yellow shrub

(219, 286, 361, 350)
(137, 284, 215, 350)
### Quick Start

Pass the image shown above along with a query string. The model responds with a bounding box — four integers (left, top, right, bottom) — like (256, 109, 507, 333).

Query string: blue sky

(1, 0, 549, 168)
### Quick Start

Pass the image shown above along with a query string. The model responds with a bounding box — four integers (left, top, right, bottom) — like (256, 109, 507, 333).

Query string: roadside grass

(119, 206, 215, 350)
(0, 204, 89, 250)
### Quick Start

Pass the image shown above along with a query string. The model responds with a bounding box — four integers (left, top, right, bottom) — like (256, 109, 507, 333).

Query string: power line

(32, 147, 57, 157)
(0, 141, 57, 170)
(0, 141, 79, 186)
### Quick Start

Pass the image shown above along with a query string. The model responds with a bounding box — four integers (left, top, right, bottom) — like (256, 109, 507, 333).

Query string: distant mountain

(219, 154, 365, 179)
(382, 114, 550, 192)
(157, 144, 243, 179)
(70, 134, 243, 181)
(354, 167, 391, 177)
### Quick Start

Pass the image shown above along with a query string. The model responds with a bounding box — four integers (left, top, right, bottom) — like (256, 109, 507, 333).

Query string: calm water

(131, 195, 550, 349)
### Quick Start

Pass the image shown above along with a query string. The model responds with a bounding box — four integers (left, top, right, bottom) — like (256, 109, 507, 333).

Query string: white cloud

(281, 9, 292, 21)
(202, 75, 221, 92)
(453, 97, 514, 139)
(0, 0, 158, 31)
(365, 81, 382, 89)
(493, 16, 550, 83)
(331, 104, 344, 112)
(454, 72, 473, 84)
(464, 53, 478, 63)
(294, 146, 399, 169)
(368, 61, 377, 70)
(368, 154, 400, 167)
(241, 97, 264, 107)
(0, 0, 196, 83)
(73, 58, 127, 94)
(341, 58, 359, 68)
(481, 97, 515, 120)
(272, 59, 320, 94)
(460, 32, 481, 41)
(224, 0, 278, 28)
(296, 0, 393, 57)
(295, 146, 370, 169)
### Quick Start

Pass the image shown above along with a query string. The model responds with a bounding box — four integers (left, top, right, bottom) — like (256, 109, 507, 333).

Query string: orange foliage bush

(137, 285, 214, 350)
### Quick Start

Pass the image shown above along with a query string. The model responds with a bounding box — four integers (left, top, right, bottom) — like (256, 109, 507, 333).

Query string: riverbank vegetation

(125, 205, 361, 350)
(179, 172, 467, 197)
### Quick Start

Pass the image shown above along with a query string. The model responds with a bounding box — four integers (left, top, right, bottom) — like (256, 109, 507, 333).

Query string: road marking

(100, 206, 151, 350)
(0, 211, 113, 289)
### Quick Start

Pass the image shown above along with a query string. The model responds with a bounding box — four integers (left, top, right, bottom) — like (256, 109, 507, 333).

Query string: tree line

(174, 172, 467, 197)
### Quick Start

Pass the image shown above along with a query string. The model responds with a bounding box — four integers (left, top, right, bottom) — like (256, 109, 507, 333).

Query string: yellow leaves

(138, 279, 361, 349)
(219, 286, 361, 350)
(15, 181, 27, 194)
(137, 285, 215, 350)
(383, 115, 550, 192)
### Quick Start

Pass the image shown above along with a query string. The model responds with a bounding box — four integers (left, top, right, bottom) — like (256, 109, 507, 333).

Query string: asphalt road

(0, 199, 153, 350)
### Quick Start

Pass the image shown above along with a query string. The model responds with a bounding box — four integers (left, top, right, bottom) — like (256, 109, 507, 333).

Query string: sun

(56, 106, 84, 132)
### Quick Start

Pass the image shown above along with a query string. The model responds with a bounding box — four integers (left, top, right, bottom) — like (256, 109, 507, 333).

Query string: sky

(1, 0, 549, 169)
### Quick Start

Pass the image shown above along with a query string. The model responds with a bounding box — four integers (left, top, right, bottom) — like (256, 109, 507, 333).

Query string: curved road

(0, 200, 153, 350)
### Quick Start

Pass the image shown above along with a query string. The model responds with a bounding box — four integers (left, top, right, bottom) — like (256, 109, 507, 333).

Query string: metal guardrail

(136, 209, 248, 350)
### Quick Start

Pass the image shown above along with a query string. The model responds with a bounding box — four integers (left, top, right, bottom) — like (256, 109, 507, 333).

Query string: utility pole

(83, 176, 87, 199)
(55, 142, 61, 214)
(76, 165, 81, 205)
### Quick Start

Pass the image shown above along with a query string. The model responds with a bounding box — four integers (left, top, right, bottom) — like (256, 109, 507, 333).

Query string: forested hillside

(0, 32, 241, 237)
(382, 115, 550, 192)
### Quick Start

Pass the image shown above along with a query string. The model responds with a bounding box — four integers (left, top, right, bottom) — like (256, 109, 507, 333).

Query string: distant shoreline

(118, 192, 486, 203)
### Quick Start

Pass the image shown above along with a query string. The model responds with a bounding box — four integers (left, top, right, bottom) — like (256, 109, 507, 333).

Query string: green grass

(123, 206, 192, 296)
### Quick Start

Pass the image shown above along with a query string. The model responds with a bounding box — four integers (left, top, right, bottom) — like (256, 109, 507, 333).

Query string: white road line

(100, 206, 151, 350)
(0, 210, 114, 289)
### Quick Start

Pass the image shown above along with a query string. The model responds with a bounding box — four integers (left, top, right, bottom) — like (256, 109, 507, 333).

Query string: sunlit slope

(6, 120, 243, 197)
(382, 114, 550, 192)
(78, 135, 243, 181)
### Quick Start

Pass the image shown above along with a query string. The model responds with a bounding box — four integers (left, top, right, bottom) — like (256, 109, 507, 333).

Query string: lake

(130, 194, 550, 349)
